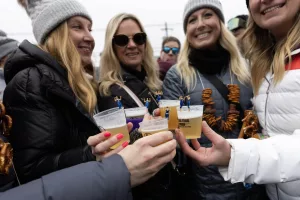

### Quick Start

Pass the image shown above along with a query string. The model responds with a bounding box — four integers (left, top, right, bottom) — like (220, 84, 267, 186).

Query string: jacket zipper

(264, 77, 271, 134)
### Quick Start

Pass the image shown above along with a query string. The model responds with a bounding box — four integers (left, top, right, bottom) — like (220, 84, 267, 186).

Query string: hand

(87, 123, 133, 161)
(118, 131, 176, 187)
(175, 121, 231, 166)
(152, 108, 160, 117)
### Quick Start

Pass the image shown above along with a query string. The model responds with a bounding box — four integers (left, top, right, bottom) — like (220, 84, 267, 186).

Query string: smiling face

(186, 8, 221, 50)
(67, 16, 95, 67)
(114, 19, 145, 71)
(250, 0, 300, 40)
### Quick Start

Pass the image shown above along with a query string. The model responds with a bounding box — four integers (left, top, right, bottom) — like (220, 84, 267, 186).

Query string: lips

(126, 52, 139, 57)
(262, 3, 285, 15)
(195, 32, 209, 39)
(78, 46, 92, 53)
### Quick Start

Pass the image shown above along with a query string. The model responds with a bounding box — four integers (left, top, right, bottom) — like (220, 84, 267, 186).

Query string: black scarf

(121, 63, 147, 82)
(188, 46, 230, 75)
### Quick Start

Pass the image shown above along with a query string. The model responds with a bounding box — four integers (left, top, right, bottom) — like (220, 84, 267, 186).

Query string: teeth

(127, 53, 138, 56)
(264, 5, 281, 14)
(197, 33, 209, 39)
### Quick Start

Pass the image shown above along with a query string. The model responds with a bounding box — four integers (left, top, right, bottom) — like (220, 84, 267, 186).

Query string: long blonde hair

(244, 14, 300, 95)
(177, 21, 250, 92)
(41, 22, 97, 114)
(99, 13, 162, 96)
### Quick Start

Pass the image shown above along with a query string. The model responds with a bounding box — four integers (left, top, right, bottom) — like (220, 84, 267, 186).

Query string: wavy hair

(176, 21, 250, 91)
(99, 13, 162, 96)
(243, 14, 300, 95)
(41, 22, 97, 114)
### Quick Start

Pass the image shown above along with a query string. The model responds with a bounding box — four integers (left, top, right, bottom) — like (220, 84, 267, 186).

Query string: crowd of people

(0, 0, 299, 199)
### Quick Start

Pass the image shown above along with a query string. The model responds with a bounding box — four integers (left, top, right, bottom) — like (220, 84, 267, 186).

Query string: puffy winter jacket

(163, 65, 255, 199)
(220, 48, 300, 200)
(3, 40, 99, 184)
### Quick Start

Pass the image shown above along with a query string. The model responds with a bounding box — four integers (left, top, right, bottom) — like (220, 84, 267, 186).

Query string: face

(160, 41, 180, 62)
(250, 0, 300, 40)
(232, 28, 246, 40)
(67, 16, 95, 67)
(114, 19, 145, 71)
(186, 8, 221, 50)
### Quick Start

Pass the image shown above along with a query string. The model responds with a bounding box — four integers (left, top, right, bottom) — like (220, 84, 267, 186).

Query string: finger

(202, 121, 225, 145)
(102, 144, 124, 158)
(152, 139, 176, 158)
(191, 139, 201, 151)
(87, 131, 111, 146)
(175, 129, 201, 161)
(143, 113, 152, 121)
(152, 149, 176, 172)
(127, 122, 133, 132)
(140, 131, 173, 147)
(94, 133, 125, 154)
(153, 108, 160, 117)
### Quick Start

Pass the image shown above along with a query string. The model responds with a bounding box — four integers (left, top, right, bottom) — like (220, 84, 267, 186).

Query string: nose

(196, 17, 205, 30)
(127, 38, 137, 48)
(168, 51, 174, 56)
(83, 30, 94, 43)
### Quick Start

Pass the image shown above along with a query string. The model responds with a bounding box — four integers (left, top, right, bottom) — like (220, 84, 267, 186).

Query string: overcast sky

(0, 0, 248, 64)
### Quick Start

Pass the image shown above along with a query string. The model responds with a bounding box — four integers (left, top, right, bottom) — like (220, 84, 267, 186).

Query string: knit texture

(0, 31, 18, 60)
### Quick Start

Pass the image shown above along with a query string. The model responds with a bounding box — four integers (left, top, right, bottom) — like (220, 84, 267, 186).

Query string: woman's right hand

(118, 131, 176, 187)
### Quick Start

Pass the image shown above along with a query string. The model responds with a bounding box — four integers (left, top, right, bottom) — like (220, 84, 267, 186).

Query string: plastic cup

(139, 118, 169, 137)
(177, 105, 203, 139)
(159, 100, 180, 130)
(125, 107, 148, 131)
(93, 107, 129, 149)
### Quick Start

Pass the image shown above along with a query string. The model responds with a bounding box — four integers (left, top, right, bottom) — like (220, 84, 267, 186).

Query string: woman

(98, 13, 162, 113)
(176, 0, 300, 199)
(98, 13, 173, 200)
(162, 0, 256, 199)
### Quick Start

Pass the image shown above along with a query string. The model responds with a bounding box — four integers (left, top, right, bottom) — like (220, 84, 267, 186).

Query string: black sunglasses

(113, 32, 147, 47)
(163, 47, 180, 55)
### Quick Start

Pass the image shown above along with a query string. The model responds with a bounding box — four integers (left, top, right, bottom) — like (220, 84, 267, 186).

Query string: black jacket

(3, 40, 99, 184)
(98, 68, 158, 113)
(0, 155, 132, 200)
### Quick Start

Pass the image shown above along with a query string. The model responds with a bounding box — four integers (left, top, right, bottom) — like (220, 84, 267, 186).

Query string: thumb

(202, 121, 223, 144)
(127, 122, 133, 132)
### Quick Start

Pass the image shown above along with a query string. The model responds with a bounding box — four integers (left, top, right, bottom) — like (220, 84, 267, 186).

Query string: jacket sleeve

(0, 155, 132, 200)
(219, 130, 300, 184)
(162, 66, 185, 100)
(4, 68, 95, 183)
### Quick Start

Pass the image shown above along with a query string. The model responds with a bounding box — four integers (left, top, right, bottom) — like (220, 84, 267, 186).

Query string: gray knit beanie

(183, 0, 225, 33)
(0, 30, 18, 60)
(17, 0, 92, 44)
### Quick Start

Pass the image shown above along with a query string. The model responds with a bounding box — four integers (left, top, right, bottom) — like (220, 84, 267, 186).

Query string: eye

(188, 17, 196, 24)
(204, 12, 213, 18)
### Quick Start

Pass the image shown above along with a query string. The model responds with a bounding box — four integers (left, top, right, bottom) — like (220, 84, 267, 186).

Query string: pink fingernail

(104, 132, 111, 137)
(122, 141, 129, 148)
(116, 133, 124, 140)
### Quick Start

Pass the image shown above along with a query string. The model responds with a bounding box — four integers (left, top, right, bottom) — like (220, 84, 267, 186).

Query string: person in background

(176, 0, 300, 199)
(227, 15, 249, 54)
(0, 30, 18, 100)
(162, 0, 260, 199)
(157, 36, 181, 80)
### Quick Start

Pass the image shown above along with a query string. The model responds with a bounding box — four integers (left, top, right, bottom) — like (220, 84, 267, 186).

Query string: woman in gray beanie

(163, 0, 264, 199)
(2, 0, 176, 189)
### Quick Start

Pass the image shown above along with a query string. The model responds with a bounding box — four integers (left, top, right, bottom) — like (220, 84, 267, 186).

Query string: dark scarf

(121, 63, 147, 82)
(188, 45, 230, 75)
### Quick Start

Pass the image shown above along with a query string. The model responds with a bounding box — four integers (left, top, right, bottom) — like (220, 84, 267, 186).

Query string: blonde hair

(177, 21, 250, 91)
(99, 13, 162, 96)
(41, 22, 97, 114)
(244, 14, 300, 95)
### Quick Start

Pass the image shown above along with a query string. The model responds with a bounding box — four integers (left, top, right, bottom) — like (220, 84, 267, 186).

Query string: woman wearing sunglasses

(176, 0, 300, 199)
(162, 0, 259, 199)
(98, 13, 174, 200)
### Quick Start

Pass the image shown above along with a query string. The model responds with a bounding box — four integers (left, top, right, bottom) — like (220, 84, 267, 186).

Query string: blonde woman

(98, 13, 161, 115)
(162, 0, 260, 199)
(4, 0, 176, 188)
(176, 0, 300, 199)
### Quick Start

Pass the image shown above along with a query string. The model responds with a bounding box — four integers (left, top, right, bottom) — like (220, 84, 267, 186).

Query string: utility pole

(161, 22, 173, 38)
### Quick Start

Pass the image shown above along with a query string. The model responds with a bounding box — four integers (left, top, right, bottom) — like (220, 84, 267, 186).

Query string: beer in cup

(177, 105, 203, 139)
(139, 118, 168, 137)
(159, 100, 180, 130)
(125, 107, 148, 130)
(93, 107, 129, 149)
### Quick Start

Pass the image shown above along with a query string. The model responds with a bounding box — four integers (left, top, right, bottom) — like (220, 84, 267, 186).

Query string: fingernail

(122, 141, 129, 148)
(116, 133, 124, 140)
(104, 132, 111, 137)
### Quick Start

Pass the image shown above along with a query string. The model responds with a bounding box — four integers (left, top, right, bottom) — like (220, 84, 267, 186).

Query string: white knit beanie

(183, 0, 224, 33)
(17, 0, 92, 44)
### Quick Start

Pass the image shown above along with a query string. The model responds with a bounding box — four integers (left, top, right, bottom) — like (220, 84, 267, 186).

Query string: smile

(196, 32, 209, 39)
(126, 52, 139, 57)
(262, 3, 285, 15)
(78, 46, 92, 53)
